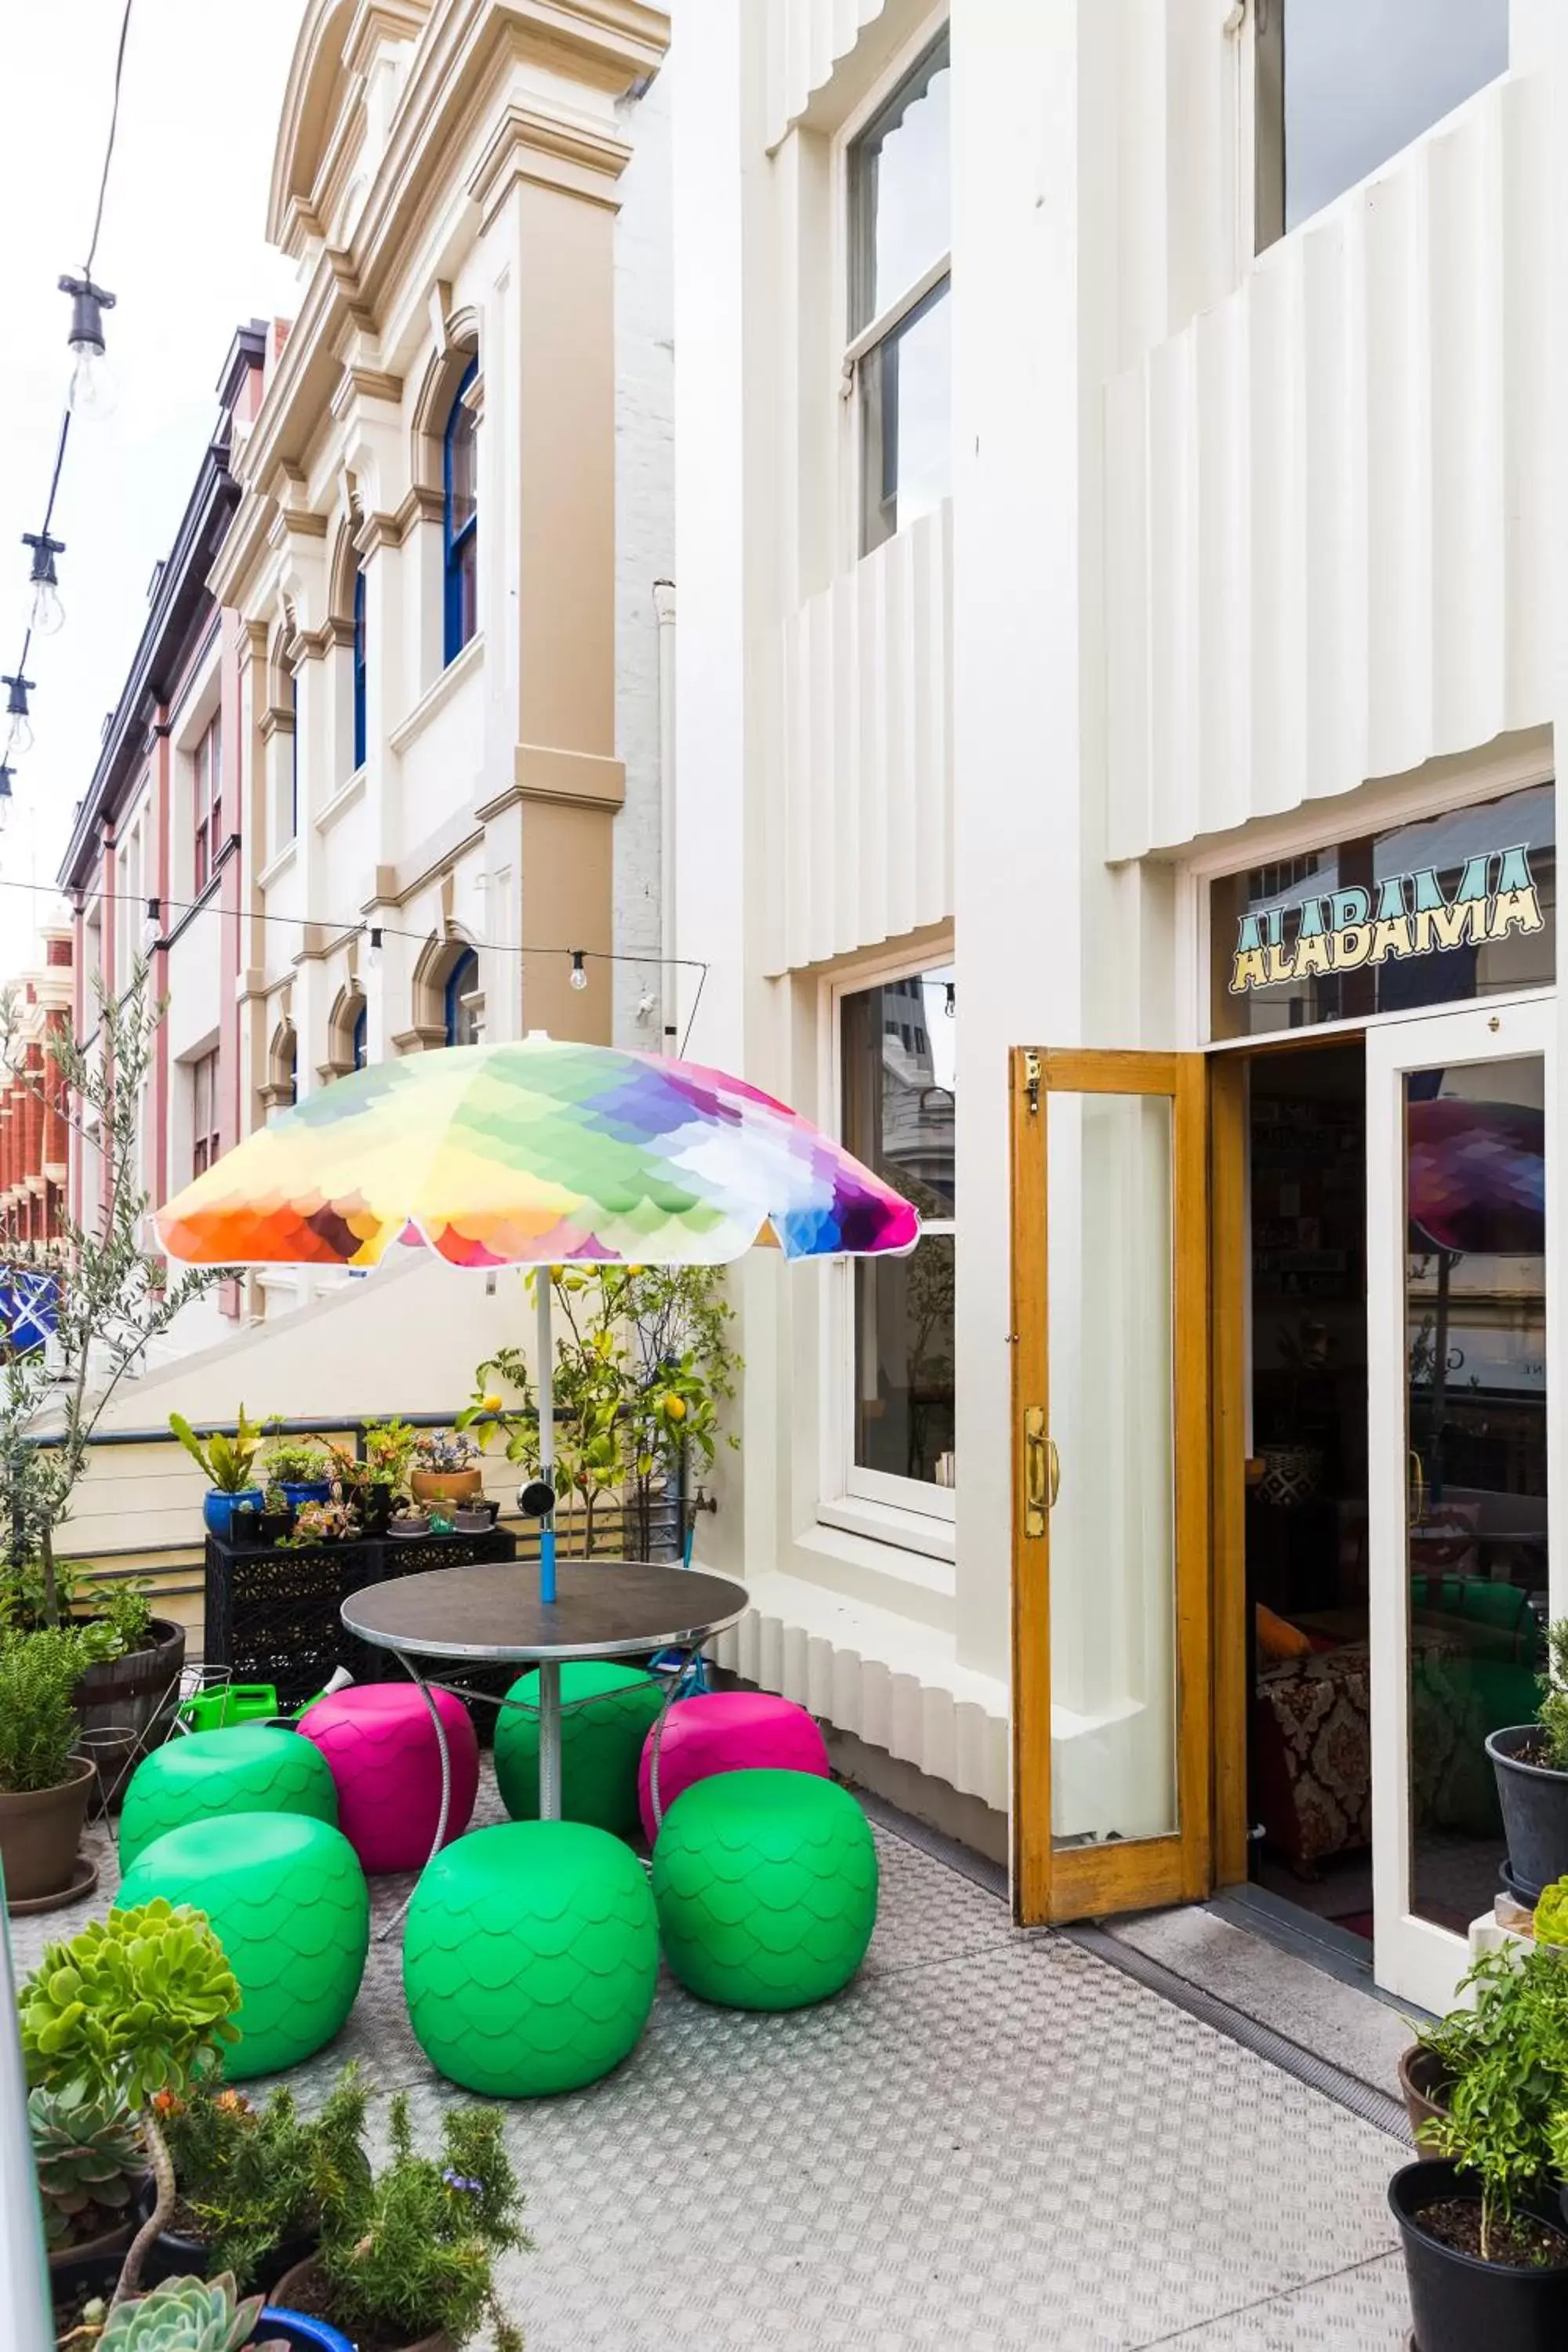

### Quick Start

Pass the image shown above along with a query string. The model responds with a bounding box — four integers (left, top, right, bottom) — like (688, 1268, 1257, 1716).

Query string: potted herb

(136, 2070, 368, 2295)
(169, 1408, 268, 1544)
(263, 1441, 334, 1513)
(69, 1577, 187, 1811)
(1486, 1618, 1568, 1904)
(31, 2077, 148, 2267)
(412, 1430, 483, 1509)
(273, 2094, 528, 2351)
(1535, 1876, 1568, 1951)
(20, 1896, 241, 2313)
(0, 1615, 121, 1906)
(1389, 1947, 1568, 2350)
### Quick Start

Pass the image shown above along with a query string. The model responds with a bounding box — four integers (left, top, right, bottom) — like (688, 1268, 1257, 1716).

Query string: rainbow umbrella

(155, 1036, 919, 1596)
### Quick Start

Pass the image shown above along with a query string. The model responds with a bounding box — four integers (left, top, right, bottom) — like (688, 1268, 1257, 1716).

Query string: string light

(568, 949, 588, 992)
(22, 534, 64, 637)
(0, 767, 13, 835)
(59, 276, 118, 421)
(142, 896, 161, 950)
(366, 926, 383, 969)
(3, 676, 35, 759)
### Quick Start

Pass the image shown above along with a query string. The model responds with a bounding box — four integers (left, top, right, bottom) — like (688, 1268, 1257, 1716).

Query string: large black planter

(1486, 1725, 1568, 1907)
(1391, 2159, 1568, 2352)
(73, 1617, 187, 1809)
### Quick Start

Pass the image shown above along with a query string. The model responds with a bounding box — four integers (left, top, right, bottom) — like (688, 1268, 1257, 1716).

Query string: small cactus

(29, 2077, 146, 2247)
(95, 2271, 285, 2351)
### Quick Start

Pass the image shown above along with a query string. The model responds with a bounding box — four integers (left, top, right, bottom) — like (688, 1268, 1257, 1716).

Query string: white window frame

(833, 13, 951, 568)
(819, 942, 956, 1541)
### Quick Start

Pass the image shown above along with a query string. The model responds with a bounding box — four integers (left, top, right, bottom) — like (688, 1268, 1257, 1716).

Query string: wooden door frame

(1009, 1047, 1212, 1926)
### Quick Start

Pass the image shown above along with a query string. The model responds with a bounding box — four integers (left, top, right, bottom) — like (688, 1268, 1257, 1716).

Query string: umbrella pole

(537, 1272, 557, 1604)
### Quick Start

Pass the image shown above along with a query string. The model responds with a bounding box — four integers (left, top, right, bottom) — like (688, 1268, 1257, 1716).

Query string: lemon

(661, 1393, 687, 1422)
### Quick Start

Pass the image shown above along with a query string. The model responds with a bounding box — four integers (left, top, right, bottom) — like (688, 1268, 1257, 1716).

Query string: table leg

(537, 1657, 563, 1820)
(376, 1651, 452, 1944)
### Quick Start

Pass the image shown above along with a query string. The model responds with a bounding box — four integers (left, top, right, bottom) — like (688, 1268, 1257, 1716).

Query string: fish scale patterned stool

(403, 1820, 659, 2096)
(296, 1683, 478, 1875)
(118, 1726, 338, 1871)
(494, 1661, 664, 1838)
(117, 1812, 369, 2080)
(652, 1768, 877, 2011)
(637, 1690, 830, 1842)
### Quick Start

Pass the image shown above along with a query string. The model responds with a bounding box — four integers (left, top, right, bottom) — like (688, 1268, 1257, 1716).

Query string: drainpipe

(653, 578, 677, 1054)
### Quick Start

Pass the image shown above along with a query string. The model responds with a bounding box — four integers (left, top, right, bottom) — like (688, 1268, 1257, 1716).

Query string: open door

(1010, 1049, 1213, 1924)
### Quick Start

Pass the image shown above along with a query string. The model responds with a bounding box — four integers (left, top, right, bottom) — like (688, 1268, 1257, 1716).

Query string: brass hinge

(1023, 1049, 1041, 1117)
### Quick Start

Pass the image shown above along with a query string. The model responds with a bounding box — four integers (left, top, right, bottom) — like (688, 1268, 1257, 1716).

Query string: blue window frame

(444, 947, 479, 1047)
(351, 567, 367, 771)
(442, 357, 478, 666)
(352, 1003, 367, 1070)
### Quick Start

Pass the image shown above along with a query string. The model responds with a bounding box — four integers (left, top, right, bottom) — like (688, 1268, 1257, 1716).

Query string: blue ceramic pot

(257, 2312, 355, 2352)
(204, 1488, 263, 1541)
(278, 1479, 332, 1512)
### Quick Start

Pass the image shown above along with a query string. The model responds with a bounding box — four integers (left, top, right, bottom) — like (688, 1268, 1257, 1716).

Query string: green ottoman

(652, 1769, 878, 2011)
(116, 1813, 368, 2080)
(403, 1820, 658, 2096)
(119, 1727, 338, 1870)
(494, 1662, 663, 1838)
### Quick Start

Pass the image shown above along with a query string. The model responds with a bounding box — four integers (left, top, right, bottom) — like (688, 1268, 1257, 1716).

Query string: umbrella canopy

(154, 1036, 919, 1271)
(1406, 1097, 1544, 1259)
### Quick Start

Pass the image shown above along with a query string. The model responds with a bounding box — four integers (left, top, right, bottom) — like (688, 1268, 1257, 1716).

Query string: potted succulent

(20, 1896, 241, 2314)
(273, 2094, 529, 2352)
(330, 1418, 416, 1537)
(411, 1430, 482, 1509)
(169, 1408, 268, 1543)
(84, 2271, 290, 2350)
(136, 2069, 368, 2296)
(388, 1508, 433, 1540)
(232, 1484, 293, 1550)
(0, 1614, 122, 1907)
(263, 1440, 334, 1514)
(31, 2077, 149, 2267)
(286, 1495, 357, 1548)
(1487, 1618, 1568, 1904)
(1389, 1946, 1568, 2351)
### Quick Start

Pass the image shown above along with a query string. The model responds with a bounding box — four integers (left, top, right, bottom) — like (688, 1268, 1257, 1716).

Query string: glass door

(1367, 1001, 1555, 2011)
(1009, 1050, 1212, 1924)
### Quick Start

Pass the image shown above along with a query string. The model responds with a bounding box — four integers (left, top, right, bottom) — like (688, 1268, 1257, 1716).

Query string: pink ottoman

(297, 1684, 478, 1874)
(639, 1692, 829, 1841)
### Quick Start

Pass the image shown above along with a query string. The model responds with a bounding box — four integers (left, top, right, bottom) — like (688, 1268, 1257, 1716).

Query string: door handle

(1408, 1450, 1426, 1526)
(1024, 1407, 1057, 1537)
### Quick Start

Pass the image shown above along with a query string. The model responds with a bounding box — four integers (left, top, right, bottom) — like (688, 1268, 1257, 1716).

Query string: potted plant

(388, 1508, 433, 1540)
(135, 2069, 368, 2296)
(169, 1408, 268, 1544)
(20, 1896, 241, 2313)
(1535, 1875, 1568, 1952)
(0, 1614, 122, 1906)
(330, 1419, 416, 1537)
(262, 1441, 334, 1514)
(411, 1431, 482, 1509)
(84, 2270, 290, 2349)
(232, 1484, 293, 1550)
(1488, 1621, 1568, 1904)
(273, 2094, 529, 2351)
(31, 2077, 148, 2268)
(1389, 1946, 1568, 2350)
(286, 1496, 357, 1548)
(0, 1555, 186, 1812)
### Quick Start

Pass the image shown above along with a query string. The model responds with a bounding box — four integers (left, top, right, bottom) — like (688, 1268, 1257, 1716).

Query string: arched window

(351, 565, 367, 771)
(442, 358, 478, 665)
(444, 946, 480, 1047)
(352, 1003, 367, 1070)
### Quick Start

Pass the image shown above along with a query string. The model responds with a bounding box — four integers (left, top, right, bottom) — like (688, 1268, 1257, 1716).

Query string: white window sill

(256, 838, 299, 891)
(390, 633, 483, 756)
(815, 1493, 956, 1567)
(316, 766, 366, 833)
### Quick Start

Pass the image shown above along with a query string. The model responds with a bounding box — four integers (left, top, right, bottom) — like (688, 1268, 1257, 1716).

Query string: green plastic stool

(117, 1812, 368, 2080)
(403, 1820, 658, 2096)
(652, 1768, 878, 2011)
(493, 1662, 664, 1838)
(119, 1727, 338, 1870)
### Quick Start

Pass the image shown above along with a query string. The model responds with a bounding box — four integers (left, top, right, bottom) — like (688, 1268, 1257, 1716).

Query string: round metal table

(340, 1561, 749, 1921)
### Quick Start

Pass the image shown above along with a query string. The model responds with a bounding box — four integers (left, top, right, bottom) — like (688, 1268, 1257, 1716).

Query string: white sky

(0, 0, 305, 978)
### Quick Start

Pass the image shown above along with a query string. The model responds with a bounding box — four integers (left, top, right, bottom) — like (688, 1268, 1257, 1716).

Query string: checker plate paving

(16, 1768, 1410, 2350)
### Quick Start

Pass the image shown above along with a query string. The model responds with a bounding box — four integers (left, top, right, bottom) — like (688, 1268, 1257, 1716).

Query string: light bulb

(68, 343, 118, 422)
(0, 768, 13, 833)
(5, 715, 33, 759)
(943, 982, 956, 1019)
(568, 950, 588, 993)
(31, 579, 64, 637)
(142, 898, 161, 951)
(367, 925, 383, 969)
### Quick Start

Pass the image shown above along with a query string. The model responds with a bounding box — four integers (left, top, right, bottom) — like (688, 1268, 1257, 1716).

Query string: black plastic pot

(50, 2244, 122, 2339)
(1391, 2159, 1568, 2352)
(1486, 1726, 1568, 1907)
(133, 2176, 318, 2292)
(73, 1617, 187, 1809)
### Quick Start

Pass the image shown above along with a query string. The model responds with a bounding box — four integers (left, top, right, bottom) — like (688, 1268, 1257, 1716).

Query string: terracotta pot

(272, 2257, 456, 2352)
(412, 1468, 482, 1507)
(1397, 2044, 1450, 2149)
(0, 1753, 96, 1904)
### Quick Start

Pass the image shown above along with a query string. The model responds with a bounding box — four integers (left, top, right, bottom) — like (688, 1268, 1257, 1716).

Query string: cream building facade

(673, 0, 1568, 2005)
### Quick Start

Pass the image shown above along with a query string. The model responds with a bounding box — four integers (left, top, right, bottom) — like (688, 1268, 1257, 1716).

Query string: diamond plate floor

(14, 1771, 1411, 2350)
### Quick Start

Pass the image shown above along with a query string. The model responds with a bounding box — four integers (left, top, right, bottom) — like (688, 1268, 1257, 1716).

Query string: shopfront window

(1256, 0, 1508, 249)
(1210, 782, 1555, 1040)
(840, 965, 955, 1504)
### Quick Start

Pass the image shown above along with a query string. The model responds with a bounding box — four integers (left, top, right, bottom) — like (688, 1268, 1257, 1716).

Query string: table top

(339, 1559, 750, 1664)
